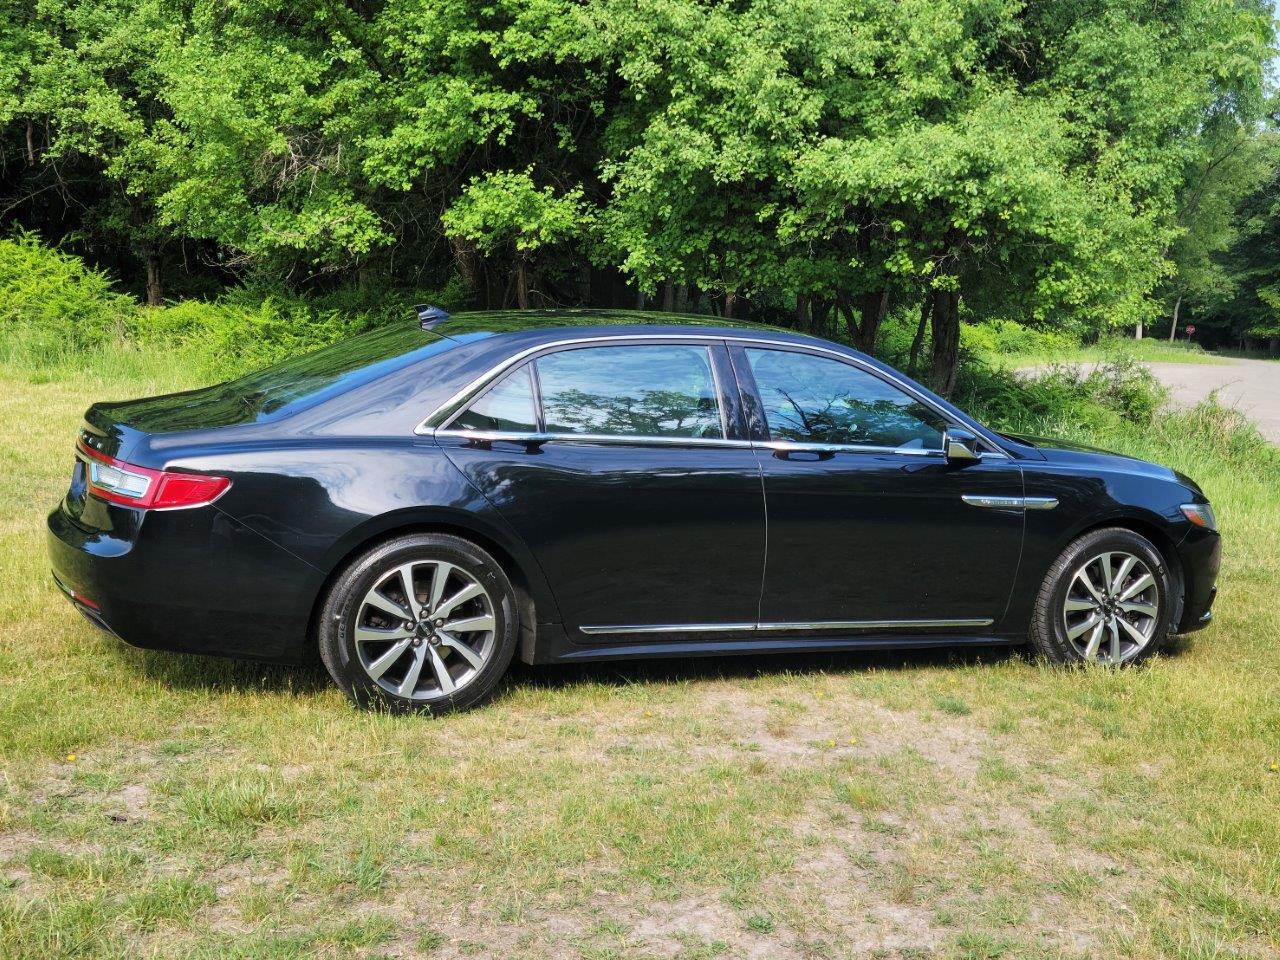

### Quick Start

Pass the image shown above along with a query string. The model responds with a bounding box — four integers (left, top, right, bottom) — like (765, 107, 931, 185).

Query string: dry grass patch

(3, 359, 1280, 959)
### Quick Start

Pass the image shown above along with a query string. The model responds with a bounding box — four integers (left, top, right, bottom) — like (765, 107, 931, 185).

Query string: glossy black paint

(47, 310, 1220, 669)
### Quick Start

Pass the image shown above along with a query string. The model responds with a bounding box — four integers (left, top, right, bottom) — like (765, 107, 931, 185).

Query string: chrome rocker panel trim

(579, 617, 995, 637)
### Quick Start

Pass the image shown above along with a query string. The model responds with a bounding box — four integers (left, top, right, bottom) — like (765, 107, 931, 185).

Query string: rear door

(733, 343, 1024, 630)
(435, 338, 766, 638)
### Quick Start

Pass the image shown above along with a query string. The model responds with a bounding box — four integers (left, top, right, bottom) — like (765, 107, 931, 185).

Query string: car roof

(426, 309, 805, 344)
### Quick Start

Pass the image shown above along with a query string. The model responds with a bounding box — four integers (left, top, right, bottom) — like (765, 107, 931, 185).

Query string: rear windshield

(225, 323, 440, 418)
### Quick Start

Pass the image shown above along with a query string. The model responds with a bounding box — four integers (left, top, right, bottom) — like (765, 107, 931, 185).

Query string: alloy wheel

(354, 559, 496, 700)
(1061, 550, 1160, 664)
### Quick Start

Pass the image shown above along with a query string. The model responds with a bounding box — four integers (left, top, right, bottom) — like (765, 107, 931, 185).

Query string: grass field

(994, 338, 1228, 369)
(1, 350, 1279, 960)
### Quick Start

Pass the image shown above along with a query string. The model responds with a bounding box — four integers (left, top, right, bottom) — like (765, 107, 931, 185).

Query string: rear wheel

(318, 533, 518, 713)
(1029, 527, 1173, 665)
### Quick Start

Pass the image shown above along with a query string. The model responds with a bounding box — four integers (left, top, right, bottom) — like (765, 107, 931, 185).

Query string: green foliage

(0, 230, 138, 358)
(958, 319, 1076, 361)
(0, 231, 402, 379)
(442, 169, 590, 256)
(957, 356, 1168, 436)
(0, 0, 1276, 382)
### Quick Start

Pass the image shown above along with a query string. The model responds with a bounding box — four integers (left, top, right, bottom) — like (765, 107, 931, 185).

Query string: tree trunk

(1134, 321, 1143, 340)
(795, 293, 808, 331)
(908, 295, 932, 376)
(856, 289, 889, 354)
(724, 290, 737, 318)
(662, 280, 675, 312)
(25, 119, 36, 165)
(810, 296, 831, 335)
(929, 289, 960, 396)
(451, 236, 480, 305)
(516, 257, 529, 310)
(144, 249, 163, 306)
(1169, 295, 1181, 343)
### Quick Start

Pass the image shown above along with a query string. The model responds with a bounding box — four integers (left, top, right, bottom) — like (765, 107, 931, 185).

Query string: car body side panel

(999, 462, 1207, 633)
(164, 438, 564, 631)
(438, 436, 767, 634)
(48, 500, 323, 663)
(755, 452, 1026, 626)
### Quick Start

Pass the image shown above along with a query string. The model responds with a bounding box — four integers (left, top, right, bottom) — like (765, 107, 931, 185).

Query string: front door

(733, 344, 1024, 631)
(436, 339, 765, 637)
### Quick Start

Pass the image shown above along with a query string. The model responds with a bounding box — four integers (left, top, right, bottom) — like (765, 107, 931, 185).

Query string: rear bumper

(47, 502, 325, 664)
(1176, 527, 1220, 634)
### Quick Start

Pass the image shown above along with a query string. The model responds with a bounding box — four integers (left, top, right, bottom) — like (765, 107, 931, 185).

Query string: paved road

(1141, 359, 1280, 443)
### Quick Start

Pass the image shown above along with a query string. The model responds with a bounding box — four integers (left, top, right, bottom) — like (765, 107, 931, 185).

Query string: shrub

(0, 230, 139, 360)
(0, 233, 438, 379)
(960, 318, 1075, 358)
(955, 355, 1167, 437)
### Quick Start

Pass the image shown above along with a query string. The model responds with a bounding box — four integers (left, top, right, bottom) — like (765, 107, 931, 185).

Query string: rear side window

(536, 344, 723, 439)
(451, 364, 538, 433)
(746, 348, 947, 450)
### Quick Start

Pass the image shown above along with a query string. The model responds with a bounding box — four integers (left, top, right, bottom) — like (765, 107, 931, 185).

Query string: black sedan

(48, 310, 1221, 713)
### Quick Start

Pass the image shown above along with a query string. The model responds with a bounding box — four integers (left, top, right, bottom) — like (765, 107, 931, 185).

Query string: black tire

(317, 533, 518, 714)
(1029, 527, 1174, 666)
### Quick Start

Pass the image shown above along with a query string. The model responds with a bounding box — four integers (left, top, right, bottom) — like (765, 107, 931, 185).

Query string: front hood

(1010, 433, 1183, 483)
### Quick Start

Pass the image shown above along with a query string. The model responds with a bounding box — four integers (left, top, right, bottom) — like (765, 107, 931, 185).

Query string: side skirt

(526, 630, 1023, 665)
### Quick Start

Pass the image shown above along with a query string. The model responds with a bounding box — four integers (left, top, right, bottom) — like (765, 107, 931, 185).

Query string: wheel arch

(1062, 512, 1186, 626)
(304, 508, 558, 662)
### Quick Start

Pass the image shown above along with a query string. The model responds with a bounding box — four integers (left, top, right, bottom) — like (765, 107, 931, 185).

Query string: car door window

(745, 348, 948, 450)
(536, 344, 724, 439)
(450, 363, 539, 433)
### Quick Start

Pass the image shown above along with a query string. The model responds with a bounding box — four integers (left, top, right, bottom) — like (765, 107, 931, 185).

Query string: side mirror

(943, 427, 981, 464)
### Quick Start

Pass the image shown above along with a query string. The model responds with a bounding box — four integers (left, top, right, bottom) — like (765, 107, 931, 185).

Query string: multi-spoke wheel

(318, 533, 519, 713)
(1031, 528, 1173, 666)
(355, 560, 496, 700)
(1061, 551, 1160, 664)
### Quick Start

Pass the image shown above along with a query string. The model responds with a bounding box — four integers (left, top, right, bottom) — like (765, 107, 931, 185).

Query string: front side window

(536, 344, 723, 439)
(745, 348, 948, 450)
(451, 363, 538, 433)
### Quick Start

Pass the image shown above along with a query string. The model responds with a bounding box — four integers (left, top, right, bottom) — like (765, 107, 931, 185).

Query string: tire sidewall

(318, 534, 518, 713)
(1035, 528, 1173, 665)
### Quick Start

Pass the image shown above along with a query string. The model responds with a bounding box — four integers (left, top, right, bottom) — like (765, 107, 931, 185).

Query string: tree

(441, 169, 590, 308)
(1, 0, 1273, 382)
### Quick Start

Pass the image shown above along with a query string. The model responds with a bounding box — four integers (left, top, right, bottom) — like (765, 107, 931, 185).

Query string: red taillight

(77, 442, 231, 510)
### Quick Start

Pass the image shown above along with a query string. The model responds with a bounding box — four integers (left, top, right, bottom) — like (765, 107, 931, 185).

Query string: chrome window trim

(428, 430, 1011, 460)
(429, 336, 730, 442)
(579, 617, 995, 637)
(759, 439, 943, 458)
(414, 332, 1010, 458)
(439, 360, 541, 435)
(432, 428, 755, 449)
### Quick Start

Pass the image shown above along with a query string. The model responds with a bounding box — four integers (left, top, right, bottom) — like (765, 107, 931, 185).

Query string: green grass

(1, 348, 1279, 958)
(995, 336, 1230, 369)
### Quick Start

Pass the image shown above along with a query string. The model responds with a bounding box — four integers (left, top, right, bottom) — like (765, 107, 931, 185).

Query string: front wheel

(317, 533, 519, 713)
(1029, 527, 1174, 666)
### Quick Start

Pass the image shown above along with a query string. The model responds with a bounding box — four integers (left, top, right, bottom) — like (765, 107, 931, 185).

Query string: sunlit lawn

(997, 337, 1229, 369)
(1, 352, 1277, 959)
